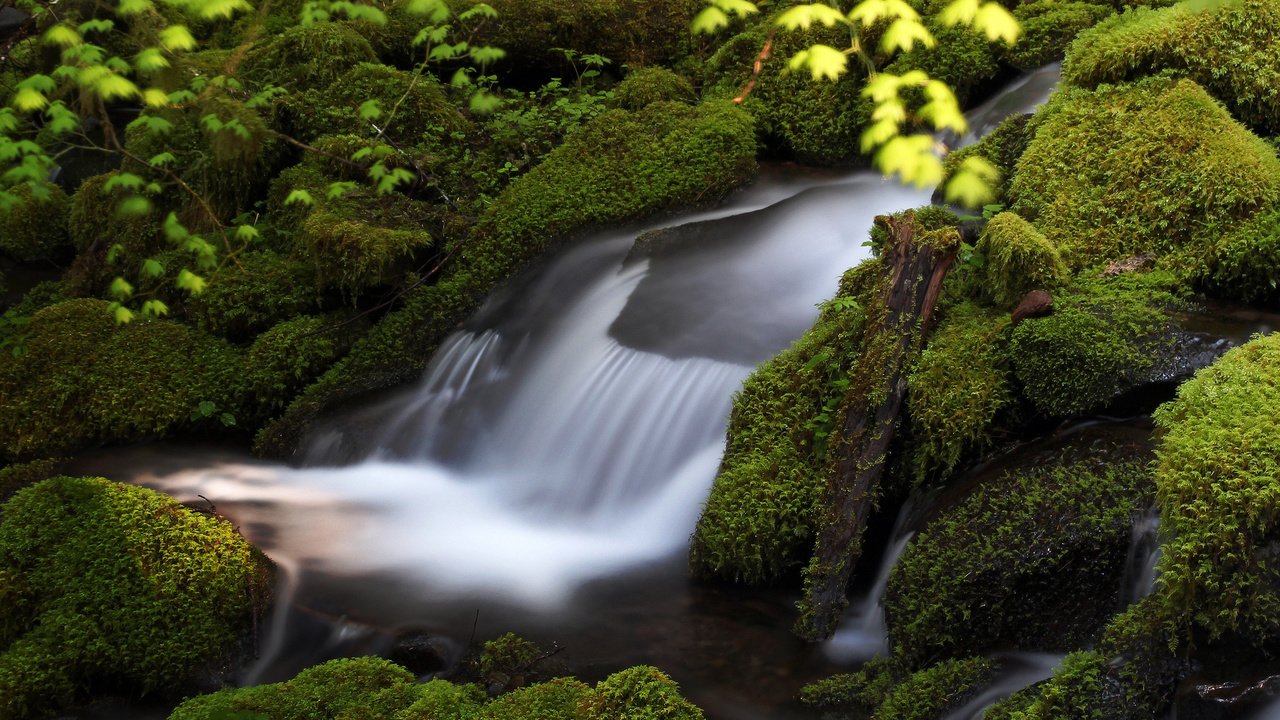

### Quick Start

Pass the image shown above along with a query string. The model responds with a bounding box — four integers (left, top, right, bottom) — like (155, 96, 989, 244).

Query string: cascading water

(823, 505, 915, 663)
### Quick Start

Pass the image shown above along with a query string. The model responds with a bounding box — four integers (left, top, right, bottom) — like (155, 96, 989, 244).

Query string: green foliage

(1202, 206, 1280, 303)
(1009, 76, 1280, 270)
(1008, 274, 1177, 417)
(876, 657, 996, 720)
(690, 288, 867, 583)
(243, 315, 360, 424)
(884, 454, 1152, 665)
(942, 113, 1032, 208)
(905, 301, 1013, 484)
(0, 299, 243, 461)
(0, 476, 272, 720)
(581, 665, 704, 720)
(398, 679, 488, 720)
(477, 631, 543, 682)
(610, 67, 695, 110)
(0, 183, 71, 263)
(1153, 333, 1280, 642)
(1062, 0, 1280, 134)
(476, 677, 593, 720)
(185, 251, 320, 341)
(977, 211, 1069, 307)
(800, 656, 905, 711)
(0, 459, 64, 504)
(242, 22, 379, 91)
(987, 652, 1106, 720)
(1004, 1, 1113, 70)
(485, 79, 615, 179)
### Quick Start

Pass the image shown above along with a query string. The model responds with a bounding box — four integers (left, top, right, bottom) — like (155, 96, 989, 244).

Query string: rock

(388, 631, 451, 677)
(1102, 253, 1155, 277)
(1011, 289, 1053, 326)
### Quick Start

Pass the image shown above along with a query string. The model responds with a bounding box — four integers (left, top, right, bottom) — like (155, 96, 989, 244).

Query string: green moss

(581, 666, 703, 720)
(1009, 76, 1280, 270)
(977, 211, 1069, 307)
(690, 297, 867, 583)
(0, 183, 71, 263)
(285, 62, 471, 143)
(880, 22, 1002, 106)
(1153, 332, 1280, 642)
(800, 656, 906, 712)
(611, 67, 695, 110)
(477, 631, 544, 687)
(242, 22, 378, 91)
(1009, 273, 1177, 417)
(1005, 1, 1114, 70)
(876, 657, 997, 720)
(243, 314, 361, 426)
(1062, 0, 1280, 134)
(185, 251, 319, 341)
(66, 172, 158, 256)
(1202, 206, 1280, 303)
(884, 455, 1152, 666)
(905, 301, 1013, 484)
(0, 459, 64, 504)
(1, 477, 272, 719)
(398, 678, 488, 720)
(942, 114, 1032, 208)
(476, 677, 593, 720)
(301, 209, 436, 297)
(256, 100, 756, 456)
(0, 299, 243, 461)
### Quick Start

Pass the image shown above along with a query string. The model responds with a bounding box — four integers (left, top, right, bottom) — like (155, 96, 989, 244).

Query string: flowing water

(71, 68, 1068, 718)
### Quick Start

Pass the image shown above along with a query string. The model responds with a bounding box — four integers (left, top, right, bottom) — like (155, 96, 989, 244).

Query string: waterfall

(823, 505, 915, 662)
(1120, 505, 1162, 607)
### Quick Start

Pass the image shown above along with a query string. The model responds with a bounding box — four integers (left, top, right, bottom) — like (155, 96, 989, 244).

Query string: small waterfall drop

(941, 653, 1065, 720)
(1120, 505, 1162, 607)
(823, 505, 915, 663)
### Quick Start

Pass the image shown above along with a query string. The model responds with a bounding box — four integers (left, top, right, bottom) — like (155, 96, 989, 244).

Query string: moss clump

(876, 657, 997, 720)
(800, 656, 905, 712)
(0, 477, 272, 719)
(942, 114, 1032, 208)
(1008, 274, 1176, 417)
(0, 183, 71, 263)
(243, 315, 360, 426)
(0, 459, 64, 504)
(256, 100, 756, 456)
(1203, 206, 1280, 304)
(977, 211, 1069, 307)
(1153, 333, 1280, 642)
(690, 296, 867, 583)
(66, 171, 158, 255)
(1062, 0, 1280, 134)
(477, 677, 594, 720)
(300, 208, 436, 297)
(1005, 1, 1114, 70)
(285, 62, 471, 143)
(904, 301, 1013, 484)
(611, 67, 695, 110)
(581, 665, 703, 720)
(0, 299, 243, 461)
(185, 251, 318, 341)
(242, 22, 378, 91)
(884, 455, 1152, 666)
(1009, 76, 1280, 270)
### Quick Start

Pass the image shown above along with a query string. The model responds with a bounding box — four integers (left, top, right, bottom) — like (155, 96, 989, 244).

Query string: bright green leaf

(110, 276, 135, 300)
(159, 25, 197, 52)
(176, 268, 207, 295)
(141, 258, 165, 278)
(284, 189, 314, 206)
(43, 24, 82, 48)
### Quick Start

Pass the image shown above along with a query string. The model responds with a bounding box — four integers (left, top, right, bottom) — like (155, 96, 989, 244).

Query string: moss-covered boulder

(242, 314, 362, 426)
(185, 250, 319, 341)
(801, 656, 997, 720)
(257, 100, 756, 457)
(0, 477, 273, 719)
(977, 211, 1069, 307)
(1203, 206, 1280, 304)
(941, 113, 1032, 208)
(1153, 332, 1280, 643)
(0, 183, 71, 263)
(0, 459, 64, 504)
(1009, 76, 1280, 270)
(1062, 0, 1280, 134)
(884, 454, 1153, 666)
(242, 22, 378, 91)
(65, 172, 161, 293)
(611, 66, 696, 110)
(0, 299, 243, 461)
(1005, 0, 1114, 70)
(1008, 273, 1177, 417)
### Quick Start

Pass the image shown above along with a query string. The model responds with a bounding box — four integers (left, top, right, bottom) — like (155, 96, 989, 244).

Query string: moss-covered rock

(690, 293, 867, 583)
(0, 459, 64, 504)
(884, 454, 1153, 666)
(1005, 0, 1114, 70)
(941, 113, 1032, 208)
(876, 657, 997, 720)
(300, 207, 436, 298)
(257, 100, 756, 457)
(185, 250, 319, 341)
(242, 22, 378, 91)
(977, 211, 1069, 307)
(1153, 332, 1280, 643)
(1062, 0, 1280, 134)
(243, 314, 362, 426)
(581, 665, 703, 720)
(285, 62, 471, 143)
(477, 676, 593, 720)
(1008, 273, 1177, 417)
(0, 476, 272, 719)
(800, 656, 905, 713)
(904, 301, 1014, 485)
(0, 183, 71, 263)
(0, 299, 243, 461)
(1202, 206, 1280, 304)
(1009, 76, 1280, 270)
(611, 67, 695, 110)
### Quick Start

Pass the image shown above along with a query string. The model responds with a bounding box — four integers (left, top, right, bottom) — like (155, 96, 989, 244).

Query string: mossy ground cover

(0, 477, 273, 719)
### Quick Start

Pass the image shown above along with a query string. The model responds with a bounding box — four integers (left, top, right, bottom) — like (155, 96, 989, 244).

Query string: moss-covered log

(796, 211, 959, 641)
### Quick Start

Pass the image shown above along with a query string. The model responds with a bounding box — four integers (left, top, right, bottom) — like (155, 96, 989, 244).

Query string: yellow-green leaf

(143, 88, 170, 107)
(789, 44, 848, 81)
(937, 0, 979, 26)
(776, 4, 846, 30)
(176, 268, 207, 295)
(691, 5, 731, 33)
(43, 24, 82, 48)
(117, 0, 155, 16)
(159, 25, 197, 52)
(135, 48, 171, 73)
(861, 118, 899, 152)
(11, 88, 48, 112)
(110, 276, 135, 300)
(879, 17, 935, 53)
(111, 302, 135, 324)
(974, 2, 1020, 45)
(849, 0, 919, 27)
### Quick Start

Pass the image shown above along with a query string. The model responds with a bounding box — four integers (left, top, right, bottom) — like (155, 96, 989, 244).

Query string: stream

(69, 68, 1071, 718)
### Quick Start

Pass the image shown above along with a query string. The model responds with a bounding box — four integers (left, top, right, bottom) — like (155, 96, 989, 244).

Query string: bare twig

(734, 29, 776, 104)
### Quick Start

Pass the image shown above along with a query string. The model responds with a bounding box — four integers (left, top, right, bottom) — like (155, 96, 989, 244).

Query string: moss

(800, 656, 906, 712)
(1062, 0, 1280, 134)
(884, 455, 1152, 666)
(398, 678, 488, 720)
(0, 477, 272, 719)
(704, 25, 866, 164)
(904, 301, 1013, 485)
(690, 297, 867, 583)
(185, 251, 319, 341)
(66, 171, 158, 256)
(876, 657, 997, 720)
(476, 631, 545, 689)
(169, 657, 424, 720)
(611, 67, 695, 110)
(242, 314, 361, 426)
(242, 22, 378, 91)
(1152, 333, 1280, 643)
(476, 677, 593, 720)
(256, 100, 756, 457)
(581, 666, 703, 720)
(285, 62, 471, 143)
(1202, 206, 1280, 303)
(1009, 76, 1280, 270)
(0, 299, 243, 461)
(977, 211, 1069, 307)
(0, 459, 64, 504)
(301, 208, 436, 298)
(1008, 273, 1177, 417)
(879, 21, 1002, 107)
(942, 114, 1032, 208)
(0, 183, 71, 263)
(1005, 1, 1114, 70)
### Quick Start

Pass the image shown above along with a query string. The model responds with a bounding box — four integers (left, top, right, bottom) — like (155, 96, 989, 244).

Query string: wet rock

(1011, 289, 1053, 326)
(1175, 670, 1280, 720)
(388, 631, 451, 677)
(1102, 253, 1155, 276)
